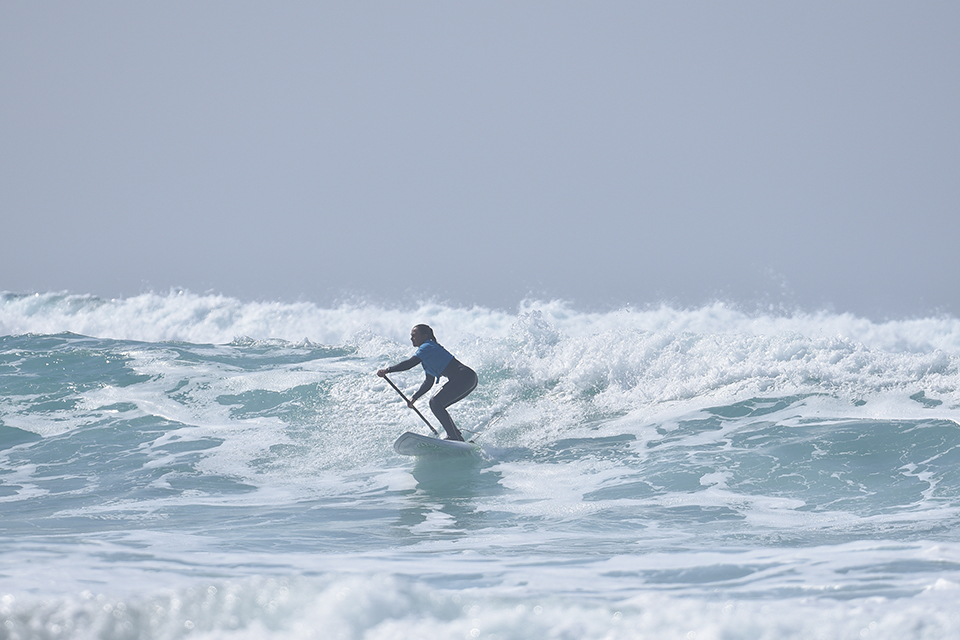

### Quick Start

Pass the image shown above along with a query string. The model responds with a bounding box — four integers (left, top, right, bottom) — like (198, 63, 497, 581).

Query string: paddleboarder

(377, 324, 477, 441)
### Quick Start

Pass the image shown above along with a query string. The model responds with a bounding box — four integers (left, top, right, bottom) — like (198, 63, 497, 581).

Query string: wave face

(2, 291, 960, 638)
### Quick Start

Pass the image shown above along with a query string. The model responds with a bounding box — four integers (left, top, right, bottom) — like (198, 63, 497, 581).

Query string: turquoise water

(2, 292, 960, 639)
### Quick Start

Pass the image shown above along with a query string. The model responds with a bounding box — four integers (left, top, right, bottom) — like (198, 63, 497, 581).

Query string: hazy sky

(3, 3, 958, 319)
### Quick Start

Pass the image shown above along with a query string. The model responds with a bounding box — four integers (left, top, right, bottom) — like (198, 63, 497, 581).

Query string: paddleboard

(393, 431, 480, 457)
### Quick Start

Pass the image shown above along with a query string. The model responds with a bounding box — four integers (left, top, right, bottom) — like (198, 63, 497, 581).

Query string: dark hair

(413, 324, 438, 344)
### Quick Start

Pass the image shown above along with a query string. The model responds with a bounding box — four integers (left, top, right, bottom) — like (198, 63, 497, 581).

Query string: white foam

(4, 572, 960, 640)
(4, 291, 960, 352)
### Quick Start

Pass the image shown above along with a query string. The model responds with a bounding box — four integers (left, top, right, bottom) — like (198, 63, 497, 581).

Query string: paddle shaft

(382, 374, 439, 435)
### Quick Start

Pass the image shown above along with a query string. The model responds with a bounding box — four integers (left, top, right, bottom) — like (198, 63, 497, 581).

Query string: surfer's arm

(377, 356, 421, 377)
(410, 374, 436, 404)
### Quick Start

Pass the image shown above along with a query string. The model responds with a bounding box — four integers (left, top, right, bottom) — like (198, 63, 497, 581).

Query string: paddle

(381, 374, 439, 436)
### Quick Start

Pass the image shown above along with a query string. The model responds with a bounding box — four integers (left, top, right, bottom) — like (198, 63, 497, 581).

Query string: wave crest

(2, 290, 960, 355)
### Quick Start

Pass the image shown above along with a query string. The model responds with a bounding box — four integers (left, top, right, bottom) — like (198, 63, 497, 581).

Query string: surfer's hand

(376, 369, 388, 377)
(407, 400, 416, 408)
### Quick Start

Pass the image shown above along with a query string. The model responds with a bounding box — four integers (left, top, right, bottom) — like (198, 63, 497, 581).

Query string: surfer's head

(410, 324, 436, 347)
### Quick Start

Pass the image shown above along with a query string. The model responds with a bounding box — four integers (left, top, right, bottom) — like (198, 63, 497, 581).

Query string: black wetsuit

(386, 355, 477, 441)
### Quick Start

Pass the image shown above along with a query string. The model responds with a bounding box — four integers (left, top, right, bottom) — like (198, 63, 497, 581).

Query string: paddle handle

(382, 374, 439, 435)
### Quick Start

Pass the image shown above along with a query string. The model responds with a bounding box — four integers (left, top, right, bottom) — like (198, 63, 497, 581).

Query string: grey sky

(2, 3, 958, 319)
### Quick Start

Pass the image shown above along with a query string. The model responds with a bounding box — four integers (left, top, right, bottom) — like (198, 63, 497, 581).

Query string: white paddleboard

(393, 431, 480, 457)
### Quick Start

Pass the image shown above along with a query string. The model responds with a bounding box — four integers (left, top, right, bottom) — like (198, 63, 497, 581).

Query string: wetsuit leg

(429, 366, 477, 441)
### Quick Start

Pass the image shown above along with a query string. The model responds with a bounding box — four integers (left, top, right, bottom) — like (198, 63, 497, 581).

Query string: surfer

(377, 324, 477, 441)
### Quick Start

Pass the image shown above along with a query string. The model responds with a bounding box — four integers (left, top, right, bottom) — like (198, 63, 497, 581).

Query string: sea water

(2, 291, 960, 639)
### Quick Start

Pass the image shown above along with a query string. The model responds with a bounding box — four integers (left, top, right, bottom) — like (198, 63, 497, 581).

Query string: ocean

(2, 291, 960, 639)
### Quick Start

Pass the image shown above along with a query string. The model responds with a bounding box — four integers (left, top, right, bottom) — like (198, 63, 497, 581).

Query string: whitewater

(2, 291, 960, 639)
